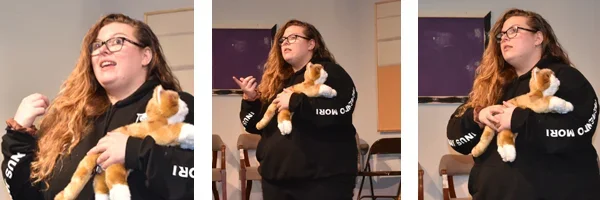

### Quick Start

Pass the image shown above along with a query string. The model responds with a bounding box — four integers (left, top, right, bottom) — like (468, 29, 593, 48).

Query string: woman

(447, 8, 600, 200)
(1, 14, 194, 200)
(234, 19, 358, 200)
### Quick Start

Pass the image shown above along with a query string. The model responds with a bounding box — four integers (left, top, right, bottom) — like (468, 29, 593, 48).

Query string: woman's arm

(1, 128, 43, 199)
(447, 105, 485, 155)
(239, 98, 263, 134)
(510, 67, 598, 154)
(287, 62, 358, 128)
(123, 92, 195, 200)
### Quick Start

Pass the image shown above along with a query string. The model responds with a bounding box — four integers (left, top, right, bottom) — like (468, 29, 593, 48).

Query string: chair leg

(222, 176, 227, 200)
(245, 180, 253, 200)
(369, 175, 375, 199)
(212, 181, 219, 200)
(358, 175, 366, 199)
(396, 179, 401, 200)
(240, 179, 246, 200)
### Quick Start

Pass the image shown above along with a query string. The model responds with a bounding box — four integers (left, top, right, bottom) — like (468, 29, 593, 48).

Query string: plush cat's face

(146, 85, 189, 124)
(529, 67, 560, 96)
(304, 62, 328, 84)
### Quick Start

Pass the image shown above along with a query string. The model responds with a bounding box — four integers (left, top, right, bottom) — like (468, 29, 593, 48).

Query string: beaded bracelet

(6, 118, 37, 135)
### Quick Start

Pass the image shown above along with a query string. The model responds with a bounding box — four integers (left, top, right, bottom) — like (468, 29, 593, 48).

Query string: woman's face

(280, 25, 315, 66)
(499, 16, 543, 66)
(91, 22, 151, 90)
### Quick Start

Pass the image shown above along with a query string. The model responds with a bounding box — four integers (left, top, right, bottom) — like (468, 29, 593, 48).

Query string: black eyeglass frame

(495, 26, 538, 43)
(278, 34, 310, 45)
(90, 37, 146, 55)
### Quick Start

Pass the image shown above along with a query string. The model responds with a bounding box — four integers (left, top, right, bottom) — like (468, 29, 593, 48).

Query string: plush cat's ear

(170, 92, 178, 102)
(155, 85, 164, 105)
(532, 67, 539, 81)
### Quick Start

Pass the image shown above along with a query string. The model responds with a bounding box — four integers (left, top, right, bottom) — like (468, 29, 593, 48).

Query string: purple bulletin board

(212, 25, 277, 95)
(418, 12, 491, 103)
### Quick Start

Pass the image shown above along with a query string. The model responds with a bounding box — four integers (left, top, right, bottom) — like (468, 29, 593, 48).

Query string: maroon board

(212, 25, 277, 95)
(418, 12, 491, 103)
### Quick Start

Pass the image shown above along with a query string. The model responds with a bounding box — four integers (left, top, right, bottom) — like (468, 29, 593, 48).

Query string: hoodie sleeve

(239, 99, 263, 134)
(287, 62, 358, 128)
(446, 105, 485, 155)
(1, 128, 44, 199)
(510, 67, 599, 154)
(124, 92, 195, 200)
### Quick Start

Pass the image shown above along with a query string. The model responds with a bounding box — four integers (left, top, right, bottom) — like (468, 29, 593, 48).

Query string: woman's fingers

(246, 78, 256, 89)
(503, 101, 516, 108)
(486, 113, 499, 124)
(233, 76, 259, 95)
(97, 151, 110, 166)
(232, 76, 243, 87)
(241, 76, 251, 86)
(488, 107, 504, 115)
(480, 116, 497, 131)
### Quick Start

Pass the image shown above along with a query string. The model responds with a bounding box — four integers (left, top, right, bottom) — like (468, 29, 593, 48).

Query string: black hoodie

(239, 59, 359, 181)
(447, 56, 600, 200)
(1, 77, 194, 200)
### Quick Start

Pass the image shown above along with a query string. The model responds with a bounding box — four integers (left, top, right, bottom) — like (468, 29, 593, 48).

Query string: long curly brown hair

(456, 8, 571, 116)
(257, 19, 336, 102)
(30, 13, 181, 188)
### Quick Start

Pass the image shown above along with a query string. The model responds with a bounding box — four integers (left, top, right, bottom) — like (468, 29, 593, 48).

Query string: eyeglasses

(278, 34, 310, 45)
(495, 26, 537, 43)
(90, 37, 145, 55)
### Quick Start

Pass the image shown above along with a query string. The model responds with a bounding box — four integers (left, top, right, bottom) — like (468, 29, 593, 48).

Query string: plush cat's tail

(56, 154, 100, 200)
(93, 171, 109, 200)
(256, 103, 277, 130)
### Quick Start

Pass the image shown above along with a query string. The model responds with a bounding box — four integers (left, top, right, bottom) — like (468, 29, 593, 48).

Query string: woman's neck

(514, 53, 542, 76)
(292, 55, 313, 72)
(106, 80, 145, 104)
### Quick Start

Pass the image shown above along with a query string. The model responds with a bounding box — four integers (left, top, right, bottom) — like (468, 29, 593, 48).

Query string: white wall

(212, 0, 401, 199)
(0, 1, 104, 199)
(105, 0, 193, 21)
(0, 1, 192, 199)
(418, 0, 600, 199)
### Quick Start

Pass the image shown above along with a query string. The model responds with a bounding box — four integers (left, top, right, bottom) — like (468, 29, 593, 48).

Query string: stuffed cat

(471, 67, 573, 162)
(255, 62, 337, 135)
(54, 85, 194, 200)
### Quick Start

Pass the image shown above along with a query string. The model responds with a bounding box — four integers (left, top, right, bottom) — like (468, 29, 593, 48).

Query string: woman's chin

(283, 56, 294, 63)
(503, 55, 517, 65)
(97, 77, 119, 89)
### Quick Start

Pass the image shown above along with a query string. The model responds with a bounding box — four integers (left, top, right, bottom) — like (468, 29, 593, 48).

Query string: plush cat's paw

(256, 120, 267, 130)
(563, 102, 574, 113)
(497, 146, 506, 161)
(95, 193, 109, 200)
(278, 120, 292, 135)
(178, 123, 194, 150)
(550, 97, 574, 114)
(109, 184, 131, 200)
(471, 147, 482, 157)
(504, 145, 516, 162)
(54, 190, 75, 200)
(54, 191, 66, 200)
(319, 85, 337, 98)
(498, 144, 516, 162)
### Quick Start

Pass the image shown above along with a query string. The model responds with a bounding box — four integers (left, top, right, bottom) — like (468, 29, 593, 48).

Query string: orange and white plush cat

(54, 85, 194, 200)
(471, 67, 573, 162)
(255, 62, 337, 135)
